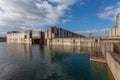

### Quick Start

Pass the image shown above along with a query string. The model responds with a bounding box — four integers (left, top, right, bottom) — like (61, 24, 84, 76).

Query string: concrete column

(116, 14, 120, 36)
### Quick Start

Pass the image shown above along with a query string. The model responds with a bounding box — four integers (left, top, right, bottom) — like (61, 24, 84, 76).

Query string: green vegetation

(0, 37, 6, 42)
(114, 43, 120, 55)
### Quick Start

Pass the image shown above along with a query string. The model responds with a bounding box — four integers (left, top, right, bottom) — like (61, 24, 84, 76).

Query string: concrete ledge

(107, 51, 120, 80)
(90, 57, 106, 63)
(108, 51, 120, 64)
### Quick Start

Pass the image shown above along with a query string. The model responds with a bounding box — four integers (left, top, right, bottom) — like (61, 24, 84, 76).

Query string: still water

(0, 42, 114, 80)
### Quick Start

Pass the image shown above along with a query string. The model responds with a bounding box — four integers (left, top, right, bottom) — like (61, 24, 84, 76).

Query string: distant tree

(0, 37, 6, 42)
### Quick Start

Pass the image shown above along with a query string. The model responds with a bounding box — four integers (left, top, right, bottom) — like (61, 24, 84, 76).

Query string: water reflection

(0, 43, 114, 80)
(90, 62, 114, 80)
(7, 43, 33, 61)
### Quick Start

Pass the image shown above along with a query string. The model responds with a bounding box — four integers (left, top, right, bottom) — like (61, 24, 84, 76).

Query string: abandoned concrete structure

(45, 27, 85, 39)
(101, 13, 120, 43)
(7, 30, 32, 43)
(7, 27, 85, 44)
(7, 30, 45, 44)
(44, 27, 99, 47)
(109, 13, 120, 37)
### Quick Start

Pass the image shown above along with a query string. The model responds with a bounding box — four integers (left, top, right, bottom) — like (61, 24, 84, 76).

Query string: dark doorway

(32, 39, 40, 44)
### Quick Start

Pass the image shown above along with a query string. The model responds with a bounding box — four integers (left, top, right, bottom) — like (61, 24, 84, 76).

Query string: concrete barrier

(47, 38, 99, 47)
(106, 51, 120, 80)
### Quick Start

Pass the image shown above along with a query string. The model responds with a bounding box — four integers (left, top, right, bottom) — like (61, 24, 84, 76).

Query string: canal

(0, 42, 114, 80)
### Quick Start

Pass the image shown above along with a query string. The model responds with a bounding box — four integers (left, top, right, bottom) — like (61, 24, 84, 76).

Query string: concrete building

(7, 30, 32, 43)
(44, 26, 99, 47)
(32, 31, 45, 44)
(7, 30, 45, 44)
(7, 27, 85, 45)
(109, 13, 120, 37)
(45, 27, 85, 39)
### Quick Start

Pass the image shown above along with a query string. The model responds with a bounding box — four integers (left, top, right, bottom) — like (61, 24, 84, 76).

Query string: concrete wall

(102, 42, 120, 80)
(106, 52, 120, 80)
(109, 14, 120, 37)
(7, 30, 32, 43)
(100, 42, 113, 58)
(45, 30, 52, 39)
(45, 27, 85, 39)
(47, 38, 100, 47)
(116, 14, 120, 27)
(111, 27, 116, 36)
(101, 37, 120, 43)
(116, 13, 120, 36)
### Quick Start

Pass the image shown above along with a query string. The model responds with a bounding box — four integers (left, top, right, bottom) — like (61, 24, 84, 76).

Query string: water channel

(0, 42, 114, 80)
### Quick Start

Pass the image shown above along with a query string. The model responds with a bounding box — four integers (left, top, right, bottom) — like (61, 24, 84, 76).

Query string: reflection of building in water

(90, 62, 115, 80)
(44, 45, 102, 62)
(46, 45, 97, 55)
(7, 43, 33, 61)
(5, 44, 76, 80)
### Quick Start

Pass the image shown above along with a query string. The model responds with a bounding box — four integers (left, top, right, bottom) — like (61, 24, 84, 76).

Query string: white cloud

(98, 2, 120, 21)
(0, 0, 76, 36)
(77, 29, 110, 37)
(48, 0, 76, 5)
(61, 19, 71, 23)
(80, 2, 84, 5)
(104, 6, 114, 11)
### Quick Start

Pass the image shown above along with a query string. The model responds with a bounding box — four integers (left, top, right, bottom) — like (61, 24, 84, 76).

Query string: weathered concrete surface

(109, 13, 120, 37)
(45, 27, 85, 39)
(47, 38, 100, 47)
(107, 51, 120, 80)
(90, 57, 106, 63)
(7, 30, 32, 43)
(102, 37, 120, 43)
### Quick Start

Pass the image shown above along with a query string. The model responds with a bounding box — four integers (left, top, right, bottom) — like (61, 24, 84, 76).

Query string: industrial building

(45, 27, 85, 39)
(7, 26, 85, 44)
(7, 30, 45, 44)
(109, 13, 120, 37)
(7, 30, 32, 43)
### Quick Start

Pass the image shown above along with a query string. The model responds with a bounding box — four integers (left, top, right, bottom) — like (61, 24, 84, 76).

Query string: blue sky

(0, 0, 120, 36)
(57, 0, 120, 35)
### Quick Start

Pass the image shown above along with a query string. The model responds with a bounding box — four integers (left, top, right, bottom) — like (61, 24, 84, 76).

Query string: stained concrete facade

(109, 14, 120, 37)
(44, 27, 101, 47)
(7, 30, 45, 44)
(45, 27, 85, 39)
(46, 38, 100, 47)
(7, 30, 32, 43)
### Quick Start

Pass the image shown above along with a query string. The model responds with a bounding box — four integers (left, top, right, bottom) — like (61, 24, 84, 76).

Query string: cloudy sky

(0, 0, 120, 36)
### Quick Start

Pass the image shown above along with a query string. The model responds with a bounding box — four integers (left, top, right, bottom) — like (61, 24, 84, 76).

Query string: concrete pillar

(59, 29, 61, 38)
(116, 14, 120, 36)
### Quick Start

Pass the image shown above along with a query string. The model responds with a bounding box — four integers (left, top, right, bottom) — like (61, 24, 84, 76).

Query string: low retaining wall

(106, 51, 120, 80)
(47, 38, 100, 47)
(7, 39, 32, 44)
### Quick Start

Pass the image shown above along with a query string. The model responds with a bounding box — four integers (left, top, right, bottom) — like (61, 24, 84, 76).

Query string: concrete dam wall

(46, 38, 100, 47)
(107, 52, 120, 80)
